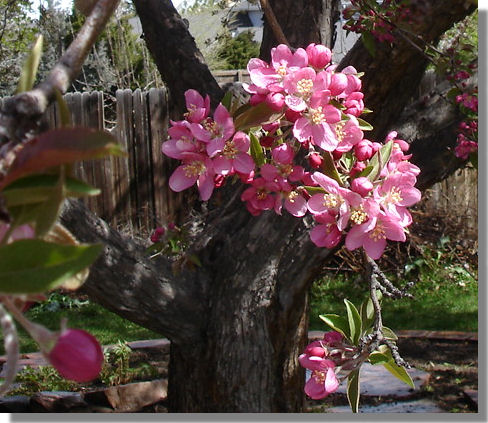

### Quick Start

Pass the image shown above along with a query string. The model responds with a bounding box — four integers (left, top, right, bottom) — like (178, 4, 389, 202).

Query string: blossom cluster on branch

(162, 43, 421, 260)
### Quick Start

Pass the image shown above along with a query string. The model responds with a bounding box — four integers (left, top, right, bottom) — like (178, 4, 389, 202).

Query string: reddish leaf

(0, 128, 124, 190)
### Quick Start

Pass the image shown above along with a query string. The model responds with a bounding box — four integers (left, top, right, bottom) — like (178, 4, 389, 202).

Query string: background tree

(0, 0, 477, 413)
(216, 29, 260, 69)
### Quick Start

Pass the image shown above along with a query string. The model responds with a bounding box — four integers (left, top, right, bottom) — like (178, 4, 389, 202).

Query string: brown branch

(0, 0, 120, 144)
(258, 0, 289, 47)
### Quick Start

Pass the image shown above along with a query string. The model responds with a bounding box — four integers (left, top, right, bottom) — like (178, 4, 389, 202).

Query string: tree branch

(60, 199, 210, 345)
(0, 0, 120, 144)
(258, 0, 289, 47)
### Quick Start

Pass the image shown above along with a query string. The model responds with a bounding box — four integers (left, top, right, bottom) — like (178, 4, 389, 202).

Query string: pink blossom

(345, 211, 406, 259)
(310, 212, 343, 248)
(265, 92, 285, 111)
(334, 115, 364, 152)
(162, 123, 199, 159)
(293, 101, 341, 151)
(0, 224, 35, 244)
(241, 177, 279, 214)
(303, 359, 339, 400)
(212, 131, 255, 176)
(279, 191, 307, 217)
(169, 152, 215, 201)
(272, 143, 294, 164)
(308, 152, 323, 169)
(376, 173, 421, 217)
(184, 89, 210, 123)
(344, 91, 364, 116)
(455, 138, 478, 160)
(342, 66, 362, 94)
(48, 329, 103, 382)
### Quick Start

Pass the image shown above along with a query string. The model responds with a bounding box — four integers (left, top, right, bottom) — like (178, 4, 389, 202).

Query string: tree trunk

(59, 0, 475, 412)
(260, 0, 340, 61)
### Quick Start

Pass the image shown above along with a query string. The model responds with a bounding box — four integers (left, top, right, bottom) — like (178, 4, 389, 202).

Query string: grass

(11, 295, 161, 354)
(309, 249, 478, 332)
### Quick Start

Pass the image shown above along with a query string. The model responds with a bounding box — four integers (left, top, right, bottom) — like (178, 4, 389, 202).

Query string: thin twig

(258, 0, 290, 47)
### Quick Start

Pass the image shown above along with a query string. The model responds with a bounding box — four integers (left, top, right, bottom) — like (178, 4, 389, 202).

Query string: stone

(0, 395, 31, 412)
(328, 399, 444, 413)
(335, 363, 430, 398)
(29, 391, 86, 412)
(83, 379, 168, 412)
(463, 389, 478, 408)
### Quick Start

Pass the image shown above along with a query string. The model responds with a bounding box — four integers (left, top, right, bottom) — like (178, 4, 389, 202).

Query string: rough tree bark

(60, 0, 474, 412)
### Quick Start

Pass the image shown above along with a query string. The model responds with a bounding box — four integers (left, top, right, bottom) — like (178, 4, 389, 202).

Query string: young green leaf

(221, 91, 233, 111)
(366, 141, 394, 182)
(249, 132, 265, 166)
(356, 117, 374, 131)
(17, 35, 43, 93)
(0, 240, 103, 294)
(319, 314, 350, 341)
(303, 186, 326, 195)
(381, 326, 399, 341)
(347, 369, 361, 413)
(383, 361, 415, 389)
(33, 172, 65, 237)
(368, 351, 390, 365)
(359, 297, 375, 333)
(321, 151, 343, 186)
(54, 88, 72, 127)
(344, 299, 362, 345)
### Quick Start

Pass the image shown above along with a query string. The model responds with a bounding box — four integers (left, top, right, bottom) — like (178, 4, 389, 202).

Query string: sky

(30, 0, 189, 13)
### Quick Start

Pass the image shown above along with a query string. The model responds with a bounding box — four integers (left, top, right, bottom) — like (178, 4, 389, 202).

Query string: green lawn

(309, 258, 478, 332)
(14, 298, 161, 353)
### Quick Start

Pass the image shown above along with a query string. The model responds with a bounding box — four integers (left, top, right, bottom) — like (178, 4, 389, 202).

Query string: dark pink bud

(351, 177, 373, 197)
(350, 161, 366, 177)
(48, 329, 103, 383)
(354, 139, 374, 161)
(285, 108, 302, 123)
(371, 142, 382, 154)
(323, 331, 343, 344)
(265, 92, 285, 111)
(167, 222, 176, 231)
(308, 346, 326, 357)
(306, 43, 332, 69)
(262, 121, 280, 134)
(332, 150, 343, 160)
(272, 144, 294, 164)
(308, 153, 323, 169)
(214, 174, 226, 188)
(250, 94, 266, 106)
(150, 227, 166, 243)
(260, 136, 275, 148)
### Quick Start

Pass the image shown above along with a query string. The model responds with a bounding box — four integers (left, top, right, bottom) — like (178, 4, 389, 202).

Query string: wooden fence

(41, 89, 175, 234)
(2, 86, 478, 238)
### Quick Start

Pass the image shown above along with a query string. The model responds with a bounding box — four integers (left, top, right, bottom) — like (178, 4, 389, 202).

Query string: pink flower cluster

(163, 44, 421, 260)
(298, 331, 348, 399)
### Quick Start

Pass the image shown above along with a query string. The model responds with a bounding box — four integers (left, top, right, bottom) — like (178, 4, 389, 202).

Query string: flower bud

(260, 136, 275, 148)
(272, 144, 294, 164)
(308, 153, 323, 169)
(306, 43, 332, 69)
(250, 94, 266, 106)
(351, 177, 373, 197)
(354, 139, 374, 161)
(349, 161, 366, 177)
(265, 92, 285, 111)
(285, 108, 302, 123)
(48, 329, 103, 382)
(150, 227, 165, 243)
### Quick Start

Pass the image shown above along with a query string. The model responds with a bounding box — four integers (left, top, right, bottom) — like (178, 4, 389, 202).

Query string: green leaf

(354, 165, 374, 179)
(347, 369, 361, 413)
(303, 186, 326, 195)
(356, 117, 373, 131)
(2, 174, 100, 207)
(233, 102, 283, 130)
(368, 351, 390, 365)
(0, 240, 103, 294)
(382, 326, 398, 341)
(17, 35, 43, 93)
(366, 141, 394, 182)
(321, 152, 343, 186)
(33, 171, 65, 237)
(361, 32, 376, 57)
(383, 361, 415, 389)
(221, 91, 233, 111)
(54, 88, 72, 127)
(319, 314, 350, 341)
(344, 299, 362, 345)
(359, 297, 375, 333)
(249, 132, 265, 166)
(0, 128, 124, 190)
